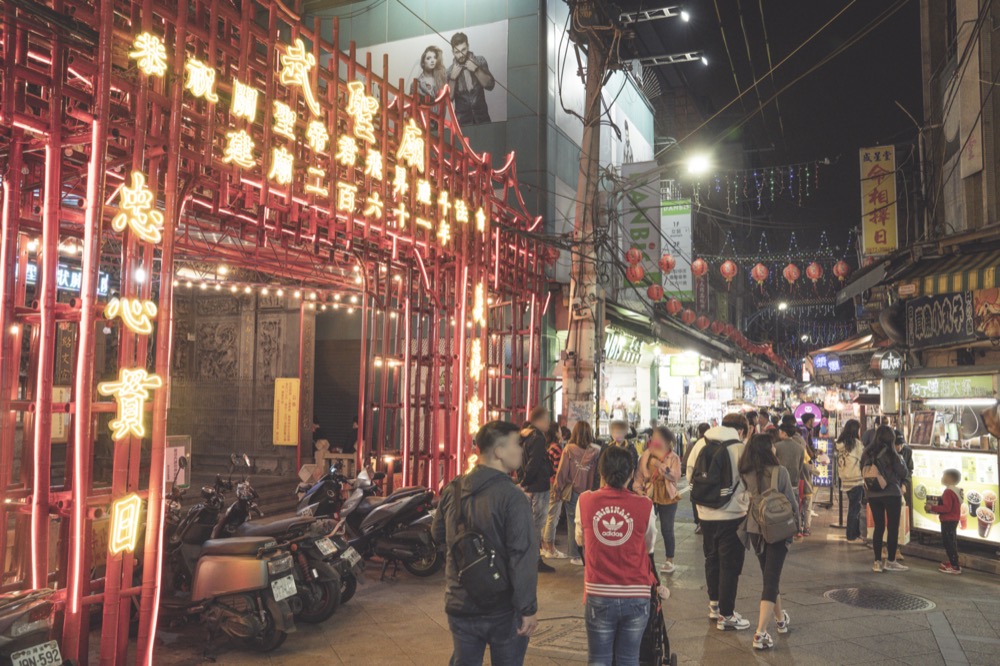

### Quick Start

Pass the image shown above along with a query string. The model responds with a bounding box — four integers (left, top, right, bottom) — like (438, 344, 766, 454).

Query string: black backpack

(690, 438, 742, 509)
(449, 483, 511, 612)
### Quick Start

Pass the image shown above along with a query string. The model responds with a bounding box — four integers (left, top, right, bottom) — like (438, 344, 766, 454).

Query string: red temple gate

(0, 0, 546, 663)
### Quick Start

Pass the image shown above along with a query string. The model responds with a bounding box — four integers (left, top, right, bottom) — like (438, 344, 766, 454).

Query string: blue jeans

(447, 612, 529, 666)
(585, 596, 649, 666)
(564, 491, 580, 557)
(528, 490, 550, 549)
(655, 502, 678, 559)
(846, 485, 864, 541)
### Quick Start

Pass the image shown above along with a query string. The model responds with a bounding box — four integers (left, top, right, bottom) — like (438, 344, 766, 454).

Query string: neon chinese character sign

(104, 298, 157, 336)
(112, 172, 164, 244)
(279, 39, 320, 116)
(129, 32, 167, 77)
(98, 368, 163, 441)
(109, 494, 143, 555)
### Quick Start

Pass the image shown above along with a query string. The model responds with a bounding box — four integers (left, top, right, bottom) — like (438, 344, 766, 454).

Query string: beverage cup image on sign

(977, 506, 995, 538)
(983, 490, 997, 511)
(967, 490, 982, 517)
(960, 504, 968, 530)
(914, 484, 927, 500)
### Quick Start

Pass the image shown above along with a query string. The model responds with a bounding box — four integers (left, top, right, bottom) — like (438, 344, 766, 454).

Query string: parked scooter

(159, 456, 296, 651)
(296, 464, 443, 578)
(0, 589, 68, 666)
(211, 455, 362, 619)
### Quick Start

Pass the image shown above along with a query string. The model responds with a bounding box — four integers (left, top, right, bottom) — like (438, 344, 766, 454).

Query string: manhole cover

(824, 587, 935, 612)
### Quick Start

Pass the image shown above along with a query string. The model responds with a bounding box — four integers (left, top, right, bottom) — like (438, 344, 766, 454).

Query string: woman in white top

(835, 419, 865, 543)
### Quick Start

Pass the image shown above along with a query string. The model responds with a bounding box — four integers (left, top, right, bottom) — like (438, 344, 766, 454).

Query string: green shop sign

(909, 375, 994, 399)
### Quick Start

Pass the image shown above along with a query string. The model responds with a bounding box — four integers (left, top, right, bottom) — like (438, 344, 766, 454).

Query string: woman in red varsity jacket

(575, 446, 658, 666)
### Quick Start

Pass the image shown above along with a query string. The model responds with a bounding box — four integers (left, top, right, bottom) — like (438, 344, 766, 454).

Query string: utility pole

(563, 1, 611, 429)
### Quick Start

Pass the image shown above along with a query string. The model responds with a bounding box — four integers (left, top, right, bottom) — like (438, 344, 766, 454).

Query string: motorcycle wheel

(402, 550, 444, 577)
(296, 580, 341, 624)
(340, 572, 358, 604)
(245, 607, 287, 652)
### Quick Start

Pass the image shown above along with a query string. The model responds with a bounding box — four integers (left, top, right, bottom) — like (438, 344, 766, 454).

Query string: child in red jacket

(925, 469, 963, 574)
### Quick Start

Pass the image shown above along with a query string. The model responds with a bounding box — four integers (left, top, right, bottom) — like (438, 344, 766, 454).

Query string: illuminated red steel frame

(0, 1, 546, 663)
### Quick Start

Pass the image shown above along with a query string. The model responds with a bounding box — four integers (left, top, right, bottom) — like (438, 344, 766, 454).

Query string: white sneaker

(872, 560, 883, 573)
(660, 562, 676, 574)
(775, 610, 790, 634)
(883, 560, 909, 572)
(717, 612, 751, 631)
(569, 557, 584, 566)
(542, 546, 569, 559)
(753, 631, 774, 650)
(708, 602, 721, 620)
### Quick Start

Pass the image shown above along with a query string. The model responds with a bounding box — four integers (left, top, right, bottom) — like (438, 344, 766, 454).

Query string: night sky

(632, 0, 923, 253)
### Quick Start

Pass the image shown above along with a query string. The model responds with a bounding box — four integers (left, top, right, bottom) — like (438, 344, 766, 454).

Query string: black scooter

(296, 465, 442, 579)
(0, 589, 69, 666)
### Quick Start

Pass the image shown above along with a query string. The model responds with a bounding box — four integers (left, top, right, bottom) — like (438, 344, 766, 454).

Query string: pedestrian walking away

(925, 468, 964, 574)
(836, 419, 865, 543)
(774, 420, 808, 536)
(554, 421, 600, 565)
(636, 426, 681, 574)
(575, 446, 659, 666)
(541, 424, 570, 559)
(519, 406, 555, 573)
(433, 421, 539, 666)
(861, 425, 910, 573)
(687, 413, 751, 631)
(738, 434, 799, 651)
(686, 422, 711, 534)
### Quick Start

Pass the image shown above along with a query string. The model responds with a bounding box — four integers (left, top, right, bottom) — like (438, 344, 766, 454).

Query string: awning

(836, 261, 888, 305)
(895, 249, 1000, 297)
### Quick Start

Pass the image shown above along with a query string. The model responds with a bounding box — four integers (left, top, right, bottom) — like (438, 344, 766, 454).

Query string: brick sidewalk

(147, 500, 1000, 665)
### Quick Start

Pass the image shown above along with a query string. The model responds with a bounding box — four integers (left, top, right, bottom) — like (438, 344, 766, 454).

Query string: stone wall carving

(196, 322, 239, 380)
(256, 317, 282, 383)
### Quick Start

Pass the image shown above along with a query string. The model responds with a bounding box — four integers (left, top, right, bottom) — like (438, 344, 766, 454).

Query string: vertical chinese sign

(859, 146, 898, 257)
(273, 378, 300, 446)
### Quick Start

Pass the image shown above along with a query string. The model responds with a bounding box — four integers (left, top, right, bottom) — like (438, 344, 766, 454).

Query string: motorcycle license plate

(12, 640, 62, 666)
(271, 574, 297, 602)
(342, 547, 362, 567)
(315, 537, 337, 557)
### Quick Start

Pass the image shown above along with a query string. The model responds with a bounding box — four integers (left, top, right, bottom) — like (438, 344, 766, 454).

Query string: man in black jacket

(519, 406, 554, 573)
(434, 421, 539, 665)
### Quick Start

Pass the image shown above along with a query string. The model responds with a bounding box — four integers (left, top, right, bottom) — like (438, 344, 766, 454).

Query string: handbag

(560, 458, 581, 502)
(450, 484, 511, 611)
(898, 498, 911, 546)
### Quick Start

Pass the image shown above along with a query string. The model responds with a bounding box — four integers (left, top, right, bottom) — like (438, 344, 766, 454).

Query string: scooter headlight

(267, 554, 294, 576)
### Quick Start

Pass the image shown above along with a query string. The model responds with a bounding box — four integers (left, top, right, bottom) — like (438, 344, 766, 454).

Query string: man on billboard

(448, 32, 495, 125)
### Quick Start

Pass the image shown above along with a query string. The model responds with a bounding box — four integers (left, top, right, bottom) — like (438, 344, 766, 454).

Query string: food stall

(905, 371, 1000, 546)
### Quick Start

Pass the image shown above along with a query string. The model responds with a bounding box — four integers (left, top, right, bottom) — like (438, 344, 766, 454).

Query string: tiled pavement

(148, 498, 1000, 666)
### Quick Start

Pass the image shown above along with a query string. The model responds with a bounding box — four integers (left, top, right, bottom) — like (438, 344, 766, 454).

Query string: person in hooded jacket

(434, 421, 539, 665)
(519, 406, 555, 573)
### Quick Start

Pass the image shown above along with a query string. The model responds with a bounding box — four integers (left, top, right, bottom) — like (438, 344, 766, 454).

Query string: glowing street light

(681, 10, 691, 22)
(686, 154, 711, 176)
(778, 302, 788, 311)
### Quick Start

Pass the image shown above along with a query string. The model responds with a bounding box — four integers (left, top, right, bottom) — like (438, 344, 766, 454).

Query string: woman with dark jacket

(861, 425, 910, 573)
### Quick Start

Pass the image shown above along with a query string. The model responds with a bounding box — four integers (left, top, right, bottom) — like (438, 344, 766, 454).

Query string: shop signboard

(905, 291, 975, 349)
(871, 350, 903, 379)
(912, 448, 999, 545)
(661, 200, 693, 301)
(794, 402, 822, 424)
(620, 162, 662, 309)
(910, 375, 994, 399)
(826, 354, 841, 373)
(669, 354, 699, 377)
(272, 378, 300, 446)
(604, 329, 642, 364)
(859, 146, 898, 256)
(813, 438, 834, 488)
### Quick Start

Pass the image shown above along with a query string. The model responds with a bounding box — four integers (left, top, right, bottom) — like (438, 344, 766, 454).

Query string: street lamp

(686, 154, 711, 176)
(680, 10, 691, 21)
(777, 301, 788, 311)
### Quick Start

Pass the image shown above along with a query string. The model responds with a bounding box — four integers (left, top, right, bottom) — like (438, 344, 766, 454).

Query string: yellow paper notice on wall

(273, 378, 300, 446)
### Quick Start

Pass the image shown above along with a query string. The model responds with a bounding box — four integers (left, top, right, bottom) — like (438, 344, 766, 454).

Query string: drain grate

(824, 587, 935, 612)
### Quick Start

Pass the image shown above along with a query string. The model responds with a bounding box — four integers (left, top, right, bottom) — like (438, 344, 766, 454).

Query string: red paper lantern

(680, 309, 696, 325)
(691, 258, 708, 278)
(710, 320, 724, 335)
(647, 284, 664, 302)
(666, 298, 683, 316)
(625, 247, 642, 265)
(723, 324, 736, 338)
(696, 315, 711, 330)
(783, 263, 801, 285)
(659, 254, 676, 275)
(805, 262, 824, 283)
(720, 260, 738, 283)
(751, 263, 769, 285)
(625, 264, 645, 283)
(833, 260, 850, 282)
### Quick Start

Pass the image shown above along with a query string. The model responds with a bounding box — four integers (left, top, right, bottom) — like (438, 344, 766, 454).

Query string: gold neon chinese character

(396, 119, 425, 173)
(469, 339, 483, 381)
(109, 493, 143, 555)
(112, 172, 163, 244)
(415, 179, 432, 205)
(129, 32, 167, 77)
(392, 165, 409, 198)
(472, 283, 486, 325)
(184, 58, 219, 102)
(364, 192, 384, 218)
(393, 201, 410, 229)
(346, 81, 379, 143)
(306, 120, 329, 152)
(336, 136, 359, 167)
(336, 181, 358, 212)
(305, 167, 329, 196)
(467, 395, 483, 435)
(231, 79, 259, 122)
(272, 101, 297, 140)
(475, 207, 486, 232)
(104, 297, 158, 336)
(438, 191, 452, 218)
(365, 152, 383, 180)
(98, 368, 163, 440)
(268, 146, 294, 186)
(279, 38, 321, 116)
(415, 217, 432, 230)
(222, 130, 256, 168)
(438, 219, 451, 245)
(455, 199, 470, 224)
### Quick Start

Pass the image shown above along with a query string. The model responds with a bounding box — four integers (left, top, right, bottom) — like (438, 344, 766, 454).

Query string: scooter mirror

(178, 456, 188, 469)
(243, 453, 251, 469)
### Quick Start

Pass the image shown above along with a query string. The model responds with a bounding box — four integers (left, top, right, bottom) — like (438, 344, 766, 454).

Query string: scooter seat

(385, 486, 425, 501)
(354, 496, 386, 516)
(234, 516, 315, 538)
(200, 537, 274, 557)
